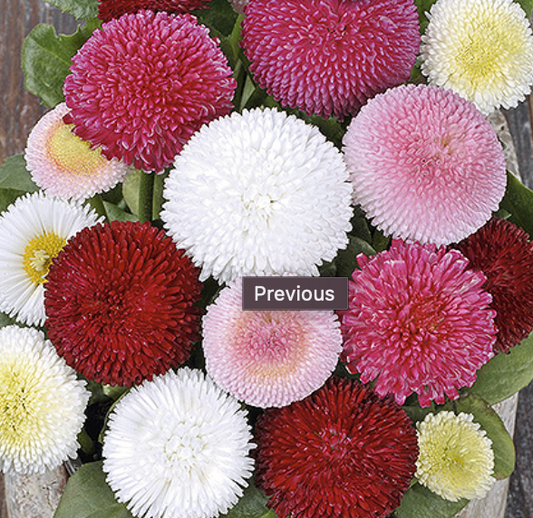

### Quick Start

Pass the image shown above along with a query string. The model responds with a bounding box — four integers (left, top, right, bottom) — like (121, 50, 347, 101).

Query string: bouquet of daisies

(1, 0, 533, 517)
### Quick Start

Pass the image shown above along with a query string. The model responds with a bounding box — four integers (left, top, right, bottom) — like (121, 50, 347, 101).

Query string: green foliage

(22, 23, 95, 106)
(499, 171, 533, 239)
(219, 482, 277, 518)
(0, 155, 39, 212)
(45, 0, 99, 20)
(414, 0, 438, 34)
(516, 0, 533, 17)
(193, 0, 239, 38)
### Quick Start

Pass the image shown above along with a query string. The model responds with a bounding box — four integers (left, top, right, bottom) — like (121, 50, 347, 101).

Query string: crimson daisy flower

(44, 221, 203, 386)
(98, 0, 211, 22)
(456, 217, 533, 353)
(254, 376, 418, 518)
(240, 0, 420, 120)
(339, 239, 497, 407)
(63, 10, 235, 173)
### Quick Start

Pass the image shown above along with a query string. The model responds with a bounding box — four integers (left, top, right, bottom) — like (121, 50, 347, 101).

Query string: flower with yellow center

(0, 325, 89, 474)
(0, 191, 102, 326)
(25, 103, 131, 201)
(415, 411, 496, 502)
(420, 0, 533, 114)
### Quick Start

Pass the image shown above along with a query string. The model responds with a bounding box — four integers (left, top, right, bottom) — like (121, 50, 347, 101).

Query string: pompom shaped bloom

(0, 326, 89, 475)
(416, 411, 495, 501)
(254, 377, 418, 518)
(98, 0, 210, 22)
(103, 368, 254, 518)
(339, 240, 497, 407)
(420, 0, 533, 114)
(0, 191, 102, 326)
(44, 220, 202, 387)
(241, 0, 420, 119)
(456, 217, 533, 353)
(64, 10, 236, 172)
(162, 108, 353, 283)
(202, 278, 342, 408)
(343, 84, 507, 245)
(25, 103, 130, 200)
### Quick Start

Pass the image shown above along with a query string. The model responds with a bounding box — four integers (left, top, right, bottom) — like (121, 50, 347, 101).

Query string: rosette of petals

(25, 103, 130, 201)
(161, 108, 352, 283)
(254, 376, 418, 518)
(103, 368, 254, 518)
(339, 240, 497, 407)
(44, 220, 202, 387)
(0, 191, 102, 326)
(202, 278, 342, 408)
(98, 0, 211, 22)
(240, 0, 420, 120)
(63, 10, 235, 173)
(456, 217, 533, 353)
(420, 0, 533, 114)
(416, 411, 495, 501)
(343, 84, 507, 245)
(0, 326, 89, 475)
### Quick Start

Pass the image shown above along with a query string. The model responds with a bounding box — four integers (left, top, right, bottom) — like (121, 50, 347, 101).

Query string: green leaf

(414, 0, 439, 34)
(219, 482, 276, 518)
(499, 171, 533, 238)
(22, 23, 95, 107)
(45, 0, 99, 20)
(193, 0, 238, 37)
(394, 483, 468, 518)
(0, 312, 19, 329)
(516, 0, 533, 17)
(53, 461, 134, 518)
(334, 235, 376, 278)
(467, 330, 533, 405)
(102, 201, 139, 223)
(0, 189, 26, 213)
(0, 155, 39, 193)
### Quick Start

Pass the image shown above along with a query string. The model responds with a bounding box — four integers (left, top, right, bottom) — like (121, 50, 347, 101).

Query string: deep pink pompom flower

(255, 377, 419, 518)
(456, 217, 533, 354)
(241, 0, 420, 120)
(202, 278, 342, 408)
(44, 221, 203, 387)
(64, 10, 236, 173)
(339, 240, 497, 407)
(98, 0, 210, 22)
(343, 84, 507, 245)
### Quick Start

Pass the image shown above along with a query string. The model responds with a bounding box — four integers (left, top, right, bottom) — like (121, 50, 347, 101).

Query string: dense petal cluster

(456, 217, 533, 353)
(339, 240, 497, 407)
(25, 103, 130, 200)
(255, 376, 418, 518)
(161, 108, 352, 283)
(44, 220, 203, 386)
(98, 0, 211, 22)
(103, 368, 254, 518)
(420, 0, 533, 114)
(64, 10, 235, 172)
(416, 411, 495, 501)
(0, 191, 102, 326)
(0, 326, 89, 475)
(202, 278, 342, 408)
(343, 84, 507, 245)
(241, 0, 420, 119)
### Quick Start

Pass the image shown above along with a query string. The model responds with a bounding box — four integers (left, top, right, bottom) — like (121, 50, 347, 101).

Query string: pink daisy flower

(63, 10, 236, 173)
(202, 278, 343, 408)
(339, 240, 497, 407)
(343, 84, 507, 245)
(240, 0, 420, 120)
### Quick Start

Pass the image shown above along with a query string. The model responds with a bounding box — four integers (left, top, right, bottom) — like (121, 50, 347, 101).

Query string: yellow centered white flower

(415, 411, 496, 502)
(0, 325, 90, 474)
(0, 191, 102, 326)
(420, 0, 533, 114)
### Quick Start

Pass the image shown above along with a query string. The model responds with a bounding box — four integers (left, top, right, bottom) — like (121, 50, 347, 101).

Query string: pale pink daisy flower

(25, 103, 130, 201)
(339, 240, 497, 407)
(202, 278, 343, 408)
(343, 84, 507, 245)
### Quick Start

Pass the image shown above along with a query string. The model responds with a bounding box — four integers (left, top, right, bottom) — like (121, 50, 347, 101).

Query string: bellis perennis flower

(162, 108, 352, 283)
(103, 368, 254, 518)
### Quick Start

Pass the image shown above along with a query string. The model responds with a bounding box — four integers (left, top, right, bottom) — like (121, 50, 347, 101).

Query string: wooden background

(0, 1, 532, 517)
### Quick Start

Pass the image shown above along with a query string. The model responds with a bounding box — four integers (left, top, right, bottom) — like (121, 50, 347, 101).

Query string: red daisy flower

(254, 376, 418, 518)
(240, 0, 420, 120)
(44, 221, 203, 386)
(456, 217, 533, 353)
(98, 0, 211, 22)
(63, 10, 236, 173)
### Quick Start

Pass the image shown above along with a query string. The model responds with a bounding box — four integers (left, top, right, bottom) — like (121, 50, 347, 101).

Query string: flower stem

(138, 172, 155, 222)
